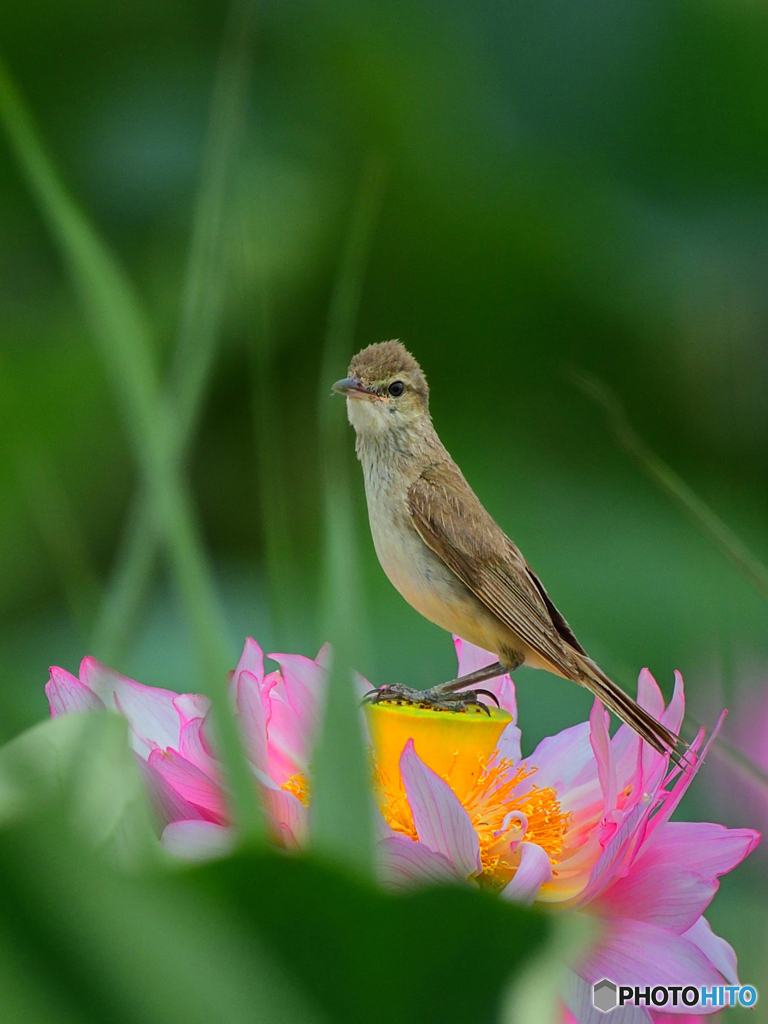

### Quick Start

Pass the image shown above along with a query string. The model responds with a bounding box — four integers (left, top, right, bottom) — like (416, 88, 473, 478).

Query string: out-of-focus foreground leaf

(0, 816, 325, 1024)
(0, 715, 324, 1024)
(0, 711, 161, 870)
(190, 848, 551, 1024)
(0, 705, 553, 1024)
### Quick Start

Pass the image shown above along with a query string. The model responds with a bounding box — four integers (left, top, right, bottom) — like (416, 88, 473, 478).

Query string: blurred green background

(1, 0, 767, 1019)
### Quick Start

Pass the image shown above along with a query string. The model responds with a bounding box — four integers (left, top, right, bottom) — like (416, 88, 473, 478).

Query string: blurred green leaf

(0, 711, 161, 870)
(0, 55, 263, 841)
(310, 156, 386, 875)
(191, 847, 551, 1024)
(0, 814, 325, 1024)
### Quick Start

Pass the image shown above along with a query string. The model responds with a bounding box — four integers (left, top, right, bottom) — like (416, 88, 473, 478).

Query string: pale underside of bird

(333, 340, 683, 761)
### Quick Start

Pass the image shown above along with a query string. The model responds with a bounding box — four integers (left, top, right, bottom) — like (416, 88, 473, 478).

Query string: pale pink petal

(646, 714, 726, 841)
(399, 739, 482, 878)
(661, 671, 685, 735)
(576, 799, 650, 905)
(266, 691, 307, 783)
(353, 670, 373, 702)
(178, 716, 218, 777)
(139, 759, 204, 827)
(578, 918, 730, 995)
(637, 668, 665, 720)
(162, 820, 234, 862)
(147, 748, 226, 823)
(268, 644, 329, 721)
(642, 822, 759, 880)
(529, 721, 594, 791)
(258, 777, 309, 849)
(46, 666, 105, 716)
(79, 657, 183, 757)
(173, 693, 210, 725)
(590, 699, 617, 813)
(233, 637, 264, 686)
(267, 644, 329, 769)
(453, 635, 517, 719)
(377, 834, 462, 891)
(501, 841, 553, 905)
(594, 860, 718, 934)
(235, 669, 268, 774)
(684, 916, 739, 987)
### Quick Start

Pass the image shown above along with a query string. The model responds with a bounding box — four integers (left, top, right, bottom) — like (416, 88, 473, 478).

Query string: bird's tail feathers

(575, 655, 684, 761)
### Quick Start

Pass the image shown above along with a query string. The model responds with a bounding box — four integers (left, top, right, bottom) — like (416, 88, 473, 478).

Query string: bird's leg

(362, 661, 516, 715)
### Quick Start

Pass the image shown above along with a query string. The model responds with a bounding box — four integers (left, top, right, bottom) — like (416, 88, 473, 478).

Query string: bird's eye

(388, 380, 405, 397)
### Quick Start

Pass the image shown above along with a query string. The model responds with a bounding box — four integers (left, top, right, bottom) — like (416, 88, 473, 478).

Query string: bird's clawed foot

(361, 682, 500, 716)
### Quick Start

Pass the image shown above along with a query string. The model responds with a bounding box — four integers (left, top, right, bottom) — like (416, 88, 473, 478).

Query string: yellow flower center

(282, 773, 310, 806)
(365, 702, 569, 890)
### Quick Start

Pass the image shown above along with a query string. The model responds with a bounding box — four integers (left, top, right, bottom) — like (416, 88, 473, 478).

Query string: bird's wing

(406, 462, 583, 674)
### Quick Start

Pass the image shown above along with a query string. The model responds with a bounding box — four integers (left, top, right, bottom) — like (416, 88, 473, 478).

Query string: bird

(332, 339, 682, 758)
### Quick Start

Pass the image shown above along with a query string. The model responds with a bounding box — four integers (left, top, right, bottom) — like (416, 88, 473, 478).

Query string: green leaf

(0, 814, 324, 1024)
(0, 712, 161, 870)
(190, 847, 552, 1024)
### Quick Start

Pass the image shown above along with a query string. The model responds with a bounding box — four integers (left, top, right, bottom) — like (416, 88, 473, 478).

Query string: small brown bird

(333, 340, 682, 757)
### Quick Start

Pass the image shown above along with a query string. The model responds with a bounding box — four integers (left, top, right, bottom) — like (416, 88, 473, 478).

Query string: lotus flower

(46, 639, 329, 860)
(46, 635, 759, 1021)
(366, 638, 760, 1020)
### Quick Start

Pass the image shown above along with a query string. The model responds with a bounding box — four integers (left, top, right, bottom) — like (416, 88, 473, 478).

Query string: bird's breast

(364, 483, 508, 655)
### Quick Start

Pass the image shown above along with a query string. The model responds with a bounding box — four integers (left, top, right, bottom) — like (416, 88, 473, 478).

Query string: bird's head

(333, 340, 430, 437)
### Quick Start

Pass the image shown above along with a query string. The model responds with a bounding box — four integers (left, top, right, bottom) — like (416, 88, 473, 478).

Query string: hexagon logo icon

(592, 979, 618, 1013)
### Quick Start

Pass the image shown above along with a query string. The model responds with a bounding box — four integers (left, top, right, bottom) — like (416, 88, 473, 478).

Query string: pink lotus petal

(528, 721, 594, 791)
(79, 657, 183, 757)
(594, 859, 718, 934)
(147, 748, 226, 823)
(235, 669, 268, 774)
(46, 666, 105, 716)
(637, 668, 665, 720)
(257, 775, 309, 849)
(453, 635, 517, 719)
(642, 822, 760, 880)
(684, 916, 739, 987)
(162, 820, 235, 862)
(377, 834, 462, 891)
(233, 637, 264, 687)
(268, 645, 329, 721)
(577, 800, 651, 906)
(267, 645, 329, 770)
(399, 738, 482, 878)
(178, 716, 218, 777)
(501, 841, 553, 905)
(661, 671, 685, 735)
(139, 760, 205, 827)
(590, 699, 617, 814)
(173, 692, 211, 726)
(265, 691, 308, 784)
(578, 918, 730, 994)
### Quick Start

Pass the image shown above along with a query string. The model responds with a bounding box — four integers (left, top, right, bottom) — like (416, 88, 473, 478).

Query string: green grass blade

(92, 0, 257, 664)
(310, 156, 387, 875)
(0, 56, 264, 841)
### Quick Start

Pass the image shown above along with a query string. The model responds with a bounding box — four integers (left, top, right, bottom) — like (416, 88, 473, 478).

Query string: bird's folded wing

(406, 464, 581, 675)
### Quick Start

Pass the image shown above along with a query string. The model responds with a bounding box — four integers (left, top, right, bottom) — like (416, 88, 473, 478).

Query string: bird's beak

(332, 377, 379, 400)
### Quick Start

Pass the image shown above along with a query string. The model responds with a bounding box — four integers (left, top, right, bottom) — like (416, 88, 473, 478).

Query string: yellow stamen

(282, 773, 310, 806)
(365, 702, 569, 890)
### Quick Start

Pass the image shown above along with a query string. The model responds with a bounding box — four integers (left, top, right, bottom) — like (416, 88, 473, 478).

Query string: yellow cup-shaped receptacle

(364, 702, 512, 802)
